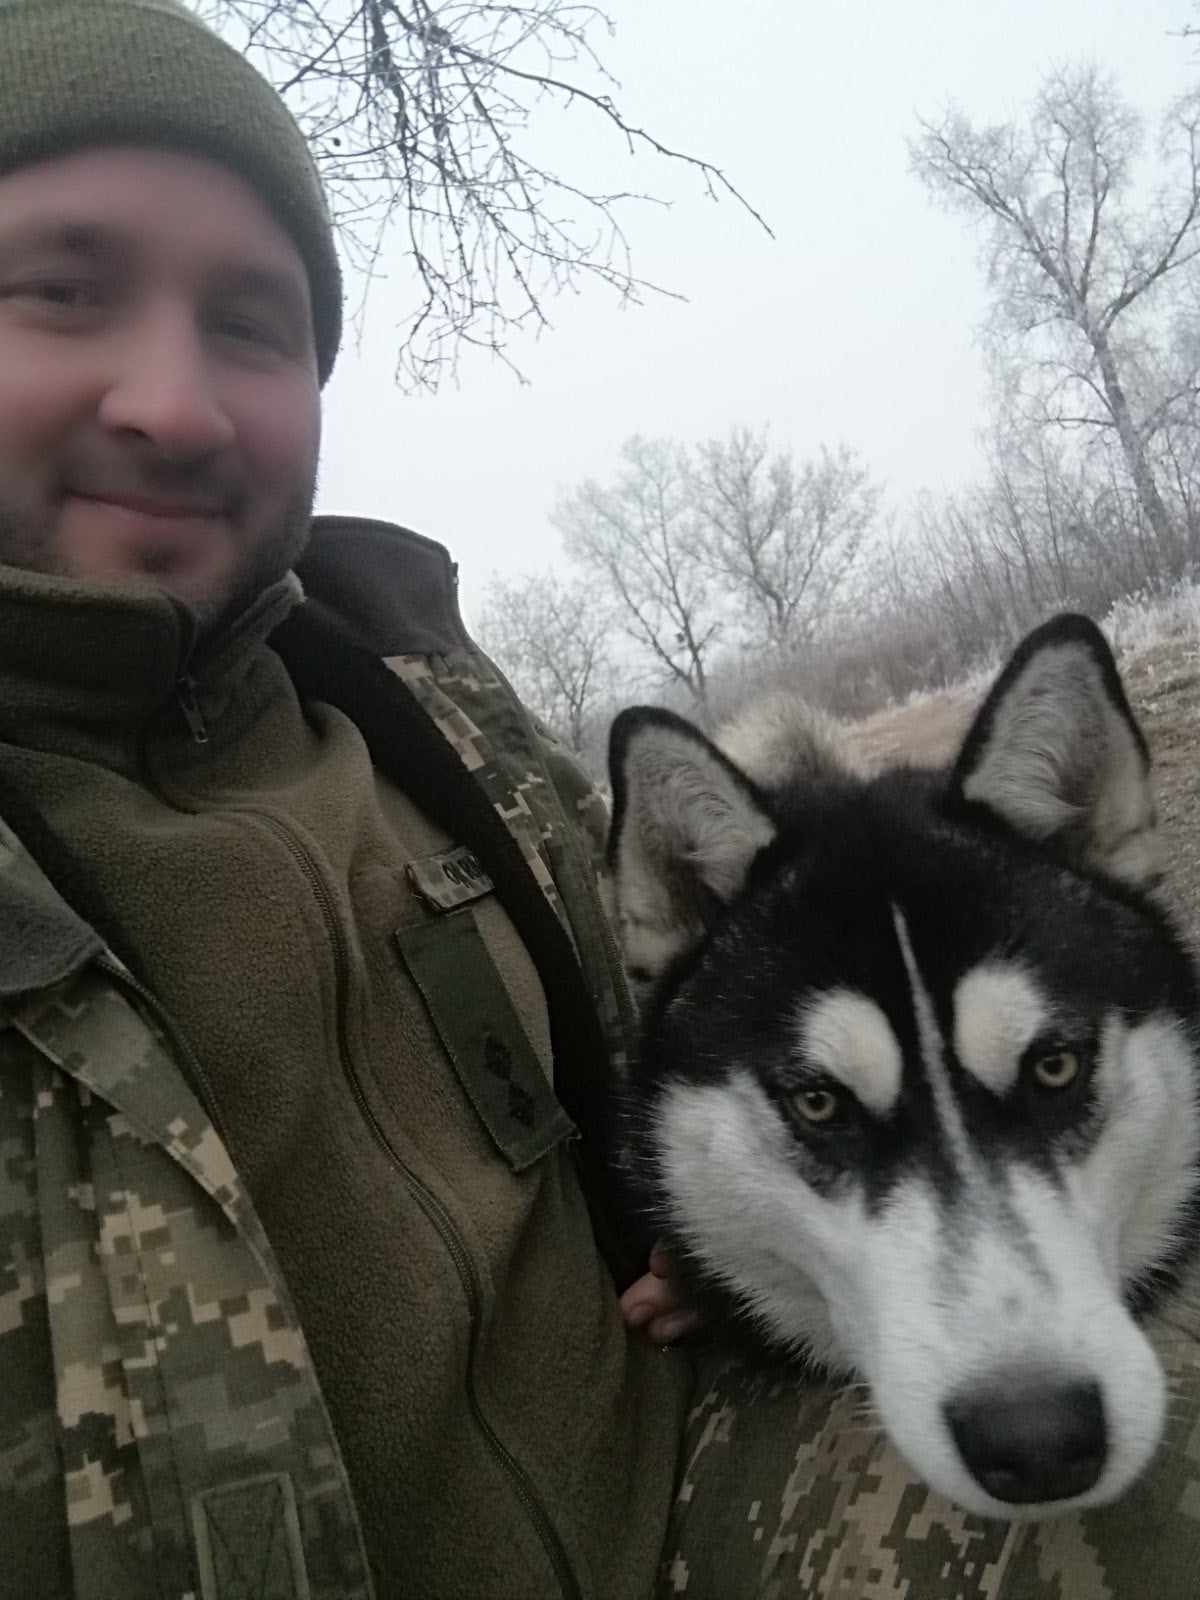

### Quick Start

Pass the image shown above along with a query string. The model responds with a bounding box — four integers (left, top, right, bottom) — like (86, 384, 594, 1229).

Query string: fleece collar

(0, 562, 302, 773)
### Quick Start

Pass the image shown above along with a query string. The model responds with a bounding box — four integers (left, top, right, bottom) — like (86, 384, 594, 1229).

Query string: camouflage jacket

(0, 515, 644, 1600)
(8, 516, 1200, 1600)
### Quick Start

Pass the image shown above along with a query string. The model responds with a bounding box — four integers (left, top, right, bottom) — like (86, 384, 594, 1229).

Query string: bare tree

(201, 0, 769, 387)
(555, 436, 721, 722)
(475, 570, 615, 755)
(911, 63, 1200, 562)
(689, 428, 877, 654)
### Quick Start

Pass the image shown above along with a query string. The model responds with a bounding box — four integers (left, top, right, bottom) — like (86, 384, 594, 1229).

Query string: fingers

(618, 1254, 703, 1344)
(648, 1244, 674, 1279)
(645, 1306, 703, 1344)
(619, 1269, 678, 1329)
(620, 1292, 701, 1344)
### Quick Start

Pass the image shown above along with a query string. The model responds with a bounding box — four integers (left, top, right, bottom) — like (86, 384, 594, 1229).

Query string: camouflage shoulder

(384, 646, 637, 1069)
(527, 716, 612, 876)
(1, 968, 374, 1600)
(664, 1322, 1200, 1599)
(385, 649, 578, 927)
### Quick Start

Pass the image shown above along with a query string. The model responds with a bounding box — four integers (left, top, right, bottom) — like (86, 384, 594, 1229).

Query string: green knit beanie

(0, 0, 342, 384)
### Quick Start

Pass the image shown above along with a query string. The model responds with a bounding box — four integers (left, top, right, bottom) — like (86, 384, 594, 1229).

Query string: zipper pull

(176, 674, 210, 745)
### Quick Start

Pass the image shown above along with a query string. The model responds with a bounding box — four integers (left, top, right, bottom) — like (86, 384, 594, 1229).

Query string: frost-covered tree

(912, 64, 1200, 566)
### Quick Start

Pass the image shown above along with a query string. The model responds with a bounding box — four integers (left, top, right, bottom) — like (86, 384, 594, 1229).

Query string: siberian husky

(607, 613, 1200, 1519)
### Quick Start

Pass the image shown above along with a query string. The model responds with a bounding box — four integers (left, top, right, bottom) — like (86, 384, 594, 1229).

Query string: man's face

(0, 146, 322, 628)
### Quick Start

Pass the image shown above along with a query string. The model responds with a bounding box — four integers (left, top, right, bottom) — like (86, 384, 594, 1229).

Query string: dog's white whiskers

(830, 1379, 871, 1402)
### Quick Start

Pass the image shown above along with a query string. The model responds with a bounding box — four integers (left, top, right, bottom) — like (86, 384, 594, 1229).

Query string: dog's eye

(1030, 1049, 1080, 1091)
(794, 1086, 841, 1124)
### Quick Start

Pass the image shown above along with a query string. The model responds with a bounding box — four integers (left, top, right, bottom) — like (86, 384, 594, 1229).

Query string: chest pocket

(395, 910, 576, 1171)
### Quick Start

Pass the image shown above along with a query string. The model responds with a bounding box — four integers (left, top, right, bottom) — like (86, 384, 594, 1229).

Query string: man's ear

(607, 708, 776, 992)
(949, 613, 1160, 888)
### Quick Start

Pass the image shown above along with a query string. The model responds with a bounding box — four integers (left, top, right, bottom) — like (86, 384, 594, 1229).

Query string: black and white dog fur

(607, 614, 1200, 1520)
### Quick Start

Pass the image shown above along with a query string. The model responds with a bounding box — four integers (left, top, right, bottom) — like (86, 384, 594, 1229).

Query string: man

(1, 4, 1198, 1599)
(0, 5, 694, 1596)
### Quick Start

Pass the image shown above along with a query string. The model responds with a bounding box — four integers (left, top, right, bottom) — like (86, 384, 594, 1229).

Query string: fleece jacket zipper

(142, 678, 583, 1597)
(175, 674, 210, 746)
(253, 810, 584, 1600)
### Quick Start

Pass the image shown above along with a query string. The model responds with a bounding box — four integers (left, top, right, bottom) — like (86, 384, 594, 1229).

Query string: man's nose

(96, 309, 237, 460)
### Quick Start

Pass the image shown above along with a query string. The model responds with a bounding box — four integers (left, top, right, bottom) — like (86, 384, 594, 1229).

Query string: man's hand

(618, 1243, 703, 1344)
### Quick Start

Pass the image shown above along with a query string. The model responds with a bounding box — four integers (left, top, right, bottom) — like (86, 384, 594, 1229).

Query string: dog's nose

(944, 1374, 1106, 1504)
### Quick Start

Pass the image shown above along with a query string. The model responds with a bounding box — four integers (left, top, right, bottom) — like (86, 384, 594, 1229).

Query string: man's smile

(59, 491, 235, 587)
(70, 488, 228, 520)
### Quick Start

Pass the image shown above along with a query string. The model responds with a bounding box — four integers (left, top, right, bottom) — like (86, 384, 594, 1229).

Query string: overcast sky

(305, 0, 1197, 623)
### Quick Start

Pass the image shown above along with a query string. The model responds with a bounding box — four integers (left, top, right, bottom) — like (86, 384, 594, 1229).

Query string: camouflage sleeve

(526, 714, 612, 888)
(662, 1301, 1200, 1599)
(387, 647, 638, 1077)
(1, 969, 375, 1600)
(0, 1019, 73, 1594)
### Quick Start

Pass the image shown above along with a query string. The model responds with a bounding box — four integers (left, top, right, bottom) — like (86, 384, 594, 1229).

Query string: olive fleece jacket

(0, 517, 691, 1598)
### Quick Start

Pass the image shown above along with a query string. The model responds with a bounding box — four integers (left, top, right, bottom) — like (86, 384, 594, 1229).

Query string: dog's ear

(607, 708, 776, 990)
(949, 614, 1159, 887)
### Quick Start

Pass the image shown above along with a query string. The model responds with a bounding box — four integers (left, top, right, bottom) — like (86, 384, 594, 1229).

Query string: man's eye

(6, 279, 102, 309)
(216, 311, 289, 351)
(221, 316, 270, 342)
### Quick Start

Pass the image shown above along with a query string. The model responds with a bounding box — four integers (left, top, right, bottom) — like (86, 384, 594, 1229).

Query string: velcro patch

(395, 911, 575, 1169)
(406, 845, 495, 911)
(192, 1472, 309, 1599)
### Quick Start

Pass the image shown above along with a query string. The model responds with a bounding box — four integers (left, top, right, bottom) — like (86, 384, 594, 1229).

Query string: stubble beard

(0, 476, 318, 638)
